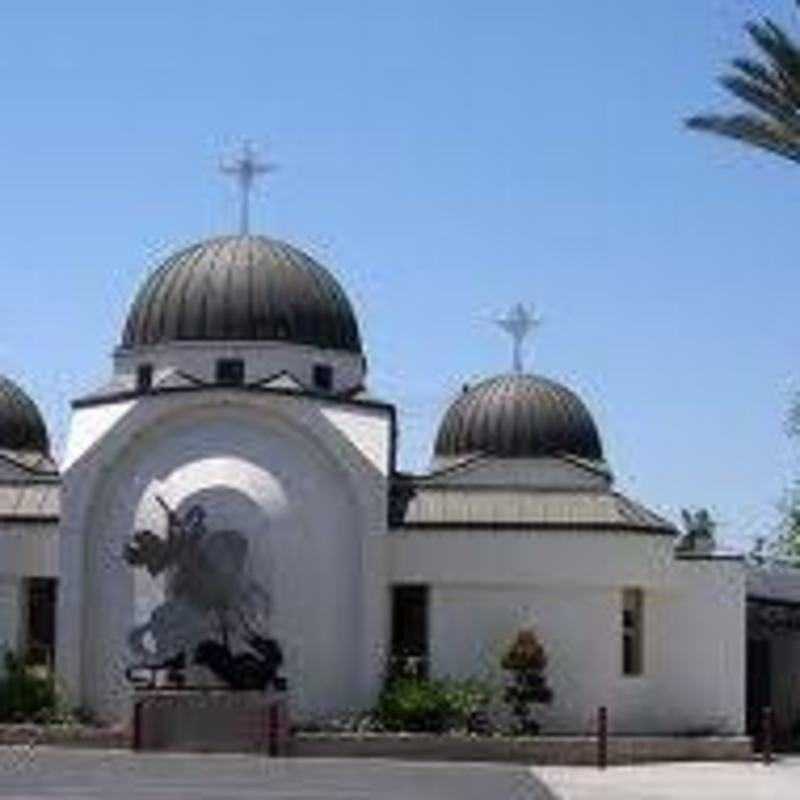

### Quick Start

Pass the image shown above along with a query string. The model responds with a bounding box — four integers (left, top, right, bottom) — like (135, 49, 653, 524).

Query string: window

(136, 363, 153, 392)
(216, 358, 245, 386)
(313, 364, 333, 392)
(622, 587, 644, 676)
(25, 578, 57, 667)
(391, 584, 429, 679)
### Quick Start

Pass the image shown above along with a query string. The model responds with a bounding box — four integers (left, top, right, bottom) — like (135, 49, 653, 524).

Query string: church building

(0, 156, 798, 738)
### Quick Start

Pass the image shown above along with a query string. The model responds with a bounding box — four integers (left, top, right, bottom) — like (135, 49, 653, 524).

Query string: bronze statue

(123, 496, 284, 691)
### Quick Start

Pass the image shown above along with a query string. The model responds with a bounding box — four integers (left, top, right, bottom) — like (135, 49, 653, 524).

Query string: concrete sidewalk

(535, 758, 800, 799)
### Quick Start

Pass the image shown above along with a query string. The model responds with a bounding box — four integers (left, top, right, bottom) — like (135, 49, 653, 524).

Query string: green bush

(442, 678, 492, 727)
(375, 676, 492, 733)
(0, 651, 58, 722)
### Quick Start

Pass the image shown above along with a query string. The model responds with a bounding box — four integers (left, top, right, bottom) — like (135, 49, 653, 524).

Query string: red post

(597, 706, 608, 769)
(762, 706, 773, 766)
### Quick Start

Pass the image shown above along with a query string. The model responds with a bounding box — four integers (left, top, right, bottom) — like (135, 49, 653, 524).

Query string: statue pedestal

(132, 689, 290, 754)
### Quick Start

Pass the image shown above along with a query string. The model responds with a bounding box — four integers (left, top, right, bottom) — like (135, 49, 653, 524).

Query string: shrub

(374, 676, 493, 734)
(0, 651, 58, 722)
(500, 628, 553, 735)
(443, 678, 493, 732)
(375, 677, 454, 732)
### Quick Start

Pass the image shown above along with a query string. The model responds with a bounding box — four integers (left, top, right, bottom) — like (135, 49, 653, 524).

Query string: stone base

(132, 689, 289, 754)
(291, 733, 754, 765)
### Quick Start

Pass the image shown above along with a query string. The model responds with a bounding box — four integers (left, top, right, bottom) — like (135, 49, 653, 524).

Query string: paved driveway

(0, 748, 556, 799)
(1, 747, 799, 799)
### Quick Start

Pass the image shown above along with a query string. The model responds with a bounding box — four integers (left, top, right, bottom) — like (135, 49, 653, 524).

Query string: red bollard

(597, 706, 608, 769)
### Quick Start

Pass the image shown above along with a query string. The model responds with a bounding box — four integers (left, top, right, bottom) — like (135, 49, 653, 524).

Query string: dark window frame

(622, 587, 644, 677)
(216, 358, 245, 386)
(25, 577, 57, 667)
(390, 584, 429, 679)
(313, 364, 333, 392)
(136, 363, 153, 392)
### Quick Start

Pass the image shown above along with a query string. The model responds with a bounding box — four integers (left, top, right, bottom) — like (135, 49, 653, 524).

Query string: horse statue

(123, 496, 285, 691)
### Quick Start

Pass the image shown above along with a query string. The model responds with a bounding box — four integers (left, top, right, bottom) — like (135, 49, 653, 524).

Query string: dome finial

(220, 140, 276, 235)
(495, 303, 540, 373)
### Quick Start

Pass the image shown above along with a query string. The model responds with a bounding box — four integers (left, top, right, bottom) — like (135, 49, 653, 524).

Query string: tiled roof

(0, 449, 59, 476)
(394, 484, 675, 535)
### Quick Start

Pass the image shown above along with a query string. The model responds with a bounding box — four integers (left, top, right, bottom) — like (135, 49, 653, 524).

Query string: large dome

(434, 373, 603, 461)
(0, 375, 49, 453)
(121, 235, 362, 353)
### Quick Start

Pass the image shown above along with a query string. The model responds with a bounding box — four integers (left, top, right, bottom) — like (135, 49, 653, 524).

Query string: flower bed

(0, 723, 129, 749)
(290, 731, 754, 765)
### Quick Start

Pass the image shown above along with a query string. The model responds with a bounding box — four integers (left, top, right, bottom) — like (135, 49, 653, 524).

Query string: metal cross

(495, 303, 540, 373)
(220, 141, 275, 235)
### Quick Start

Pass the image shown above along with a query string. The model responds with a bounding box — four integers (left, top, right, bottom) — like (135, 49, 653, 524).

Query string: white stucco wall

(61, 400, 136, 471)
(57, 389, 390, 724)
(386, 529, 746, 735)
(0, 522, 59, 579)
(653, 559, 745, 735)
(321, 404, 392, 475)
(113, 340, 365, 395)
(0, 522, 58, 669)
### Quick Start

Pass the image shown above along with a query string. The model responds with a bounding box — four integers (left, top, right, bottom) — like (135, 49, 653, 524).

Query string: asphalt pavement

(1, 747, 798, 799)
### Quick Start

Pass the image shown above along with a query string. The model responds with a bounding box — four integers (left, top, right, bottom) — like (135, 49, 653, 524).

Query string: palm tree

(686, 3, 800, 164)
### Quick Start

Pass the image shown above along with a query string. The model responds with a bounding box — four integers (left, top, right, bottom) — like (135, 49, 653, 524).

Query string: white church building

(1, 165, 799, 738)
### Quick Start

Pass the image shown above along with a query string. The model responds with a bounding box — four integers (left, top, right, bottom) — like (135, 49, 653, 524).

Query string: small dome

(0, 375, 49, 453)
(121, 235, 362, 353)
(434, 373, 603, 461)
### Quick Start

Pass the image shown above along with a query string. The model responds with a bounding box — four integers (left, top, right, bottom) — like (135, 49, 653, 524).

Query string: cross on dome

(220, 141, 276, 235)
(495, 303, 540, 373)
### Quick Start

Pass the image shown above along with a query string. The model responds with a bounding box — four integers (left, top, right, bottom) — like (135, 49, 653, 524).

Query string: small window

(313, 364, 333, 392)
(136, 363, 153, 392)
(622, 587, 644, 676)
(391, 584, 429, 679)
(25, 578, 57, 667)
(216, 358, 245, 386)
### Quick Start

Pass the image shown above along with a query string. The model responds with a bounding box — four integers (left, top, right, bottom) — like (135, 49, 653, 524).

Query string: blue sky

(0, 0, 798, 550)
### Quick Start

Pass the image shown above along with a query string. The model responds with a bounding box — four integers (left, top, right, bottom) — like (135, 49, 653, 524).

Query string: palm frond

(720, 75, 800, 132)
(686, 3, 800, 165)
(731, 57, 800, 105)
(746, 18, 800, 97)
(686, 113, 800, 163)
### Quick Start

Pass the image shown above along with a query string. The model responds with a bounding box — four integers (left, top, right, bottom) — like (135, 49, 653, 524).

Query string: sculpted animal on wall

(677, 508, 717, 554)
(123, 497, 284, 690)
